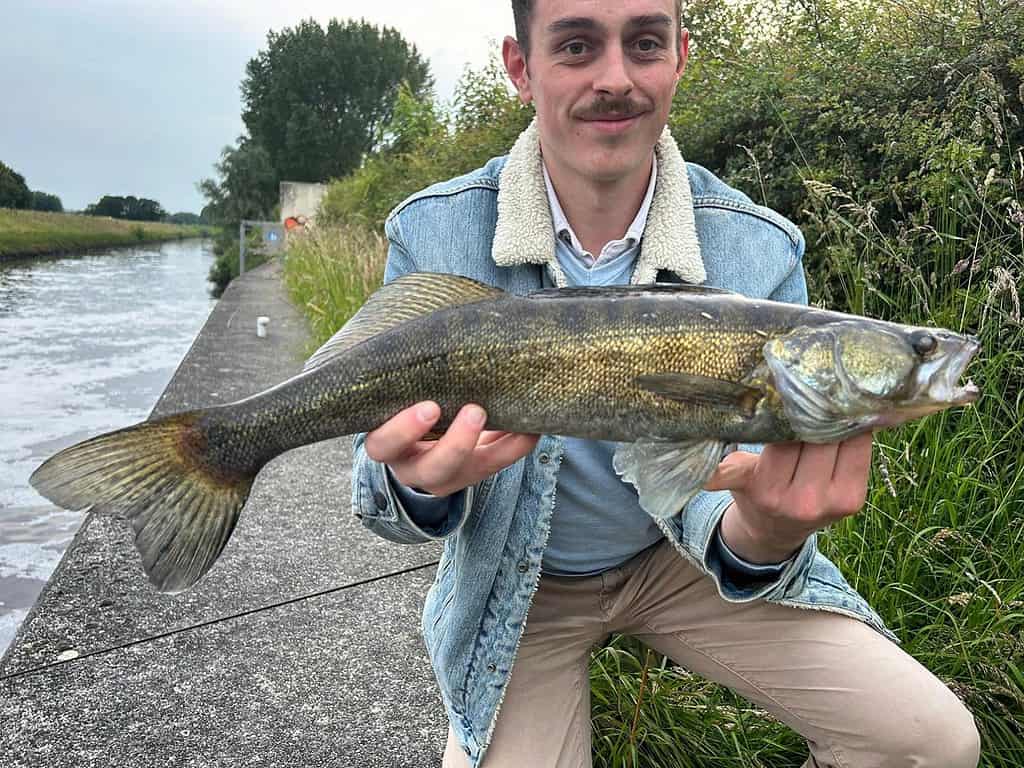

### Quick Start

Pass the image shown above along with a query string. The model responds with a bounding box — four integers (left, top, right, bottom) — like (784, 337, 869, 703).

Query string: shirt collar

(541, 155, 658, 256)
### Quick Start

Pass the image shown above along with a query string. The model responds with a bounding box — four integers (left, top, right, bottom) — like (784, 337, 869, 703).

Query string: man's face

(504, 0, 688, 185)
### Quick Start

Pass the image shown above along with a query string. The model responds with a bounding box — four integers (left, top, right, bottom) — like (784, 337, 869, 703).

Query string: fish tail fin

(29, 413, 254, 594)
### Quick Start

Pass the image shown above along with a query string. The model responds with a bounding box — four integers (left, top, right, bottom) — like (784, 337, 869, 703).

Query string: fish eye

(911, 331, 937, 357)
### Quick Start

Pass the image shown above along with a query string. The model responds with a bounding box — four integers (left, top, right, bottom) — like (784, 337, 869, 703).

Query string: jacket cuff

(385, 466, 464, 537)
(683, 488, 816, 603)
(351, 435, 470, 544)
(714, 522, 792, 573)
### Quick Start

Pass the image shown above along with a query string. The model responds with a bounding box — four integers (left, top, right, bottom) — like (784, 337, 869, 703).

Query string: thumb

(703, 451, 758, 492)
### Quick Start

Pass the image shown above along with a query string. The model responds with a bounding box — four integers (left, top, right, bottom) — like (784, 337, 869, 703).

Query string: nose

(593, 45, 634, 97)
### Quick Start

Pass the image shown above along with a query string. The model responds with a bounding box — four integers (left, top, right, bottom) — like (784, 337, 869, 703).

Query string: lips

(578, 112, 645, 134)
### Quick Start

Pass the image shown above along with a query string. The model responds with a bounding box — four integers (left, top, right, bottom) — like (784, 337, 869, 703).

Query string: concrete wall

(279, 181, 327, 231)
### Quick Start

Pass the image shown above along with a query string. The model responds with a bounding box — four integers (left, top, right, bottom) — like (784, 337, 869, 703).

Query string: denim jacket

(350, 121, 895, 766)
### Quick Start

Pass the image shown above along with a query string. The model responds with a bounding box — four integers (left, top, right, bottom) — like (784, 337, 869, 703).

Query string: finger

(832, 431, 874, 484)
(831, 432, 874, 513)
(790, 441, 840, 494)
(411, 404, 488, 490)
(703, 451, 758, 492)
(478, 430, 513, 447)
(756, 441, 803, 495)
(364, 402, 440, 463)
(476, 432, 541, 473)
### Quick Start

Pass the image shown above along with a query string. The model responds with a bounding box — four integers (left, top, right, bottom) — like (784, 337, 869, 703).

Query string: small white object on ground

(257, 316, 270, 338)
(57, 649, 80, 662)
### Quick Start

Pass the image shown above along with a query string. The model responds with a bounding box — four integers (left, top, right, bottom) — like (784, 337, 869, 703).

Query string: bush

(317, 59, 533, 232)
(207, 228, 272, 298)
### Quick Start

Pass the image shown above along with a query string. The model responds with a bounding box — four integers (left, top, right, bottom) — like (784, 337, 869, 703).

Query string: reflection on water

(0, 240, 216, 653)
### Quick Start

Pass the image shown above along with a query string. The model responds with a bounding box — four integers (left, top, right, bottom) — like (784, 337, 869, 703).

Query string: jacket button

(463, 745, 471, 756)
(538, 453, 550, 464)
(373, 491, 388, 511)
(517, 562, 529, 573)
(487, 663, 497, 673)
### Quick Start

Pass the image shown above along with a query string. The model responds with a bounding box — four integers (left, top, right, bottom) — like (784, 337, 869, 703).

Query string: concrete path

(0, 260, 446, 767)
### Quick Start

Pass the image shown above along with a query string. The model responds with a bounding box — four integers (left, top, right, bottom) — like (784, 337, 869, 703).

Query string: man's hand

(703, 432, 874, 564)
(364, 401, 540, 498)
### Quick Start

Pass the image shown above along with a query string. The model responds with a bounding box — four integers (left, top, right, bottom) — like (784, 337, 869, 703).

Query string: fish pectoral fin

(636, 373, 761, 416)
(612, 439, 726, 519)
(303, 272, 505, 373)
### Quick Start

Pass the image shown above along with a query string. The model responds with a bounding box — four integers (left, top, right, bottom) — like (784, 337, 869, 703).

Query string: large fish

(30, 273, 980, 593)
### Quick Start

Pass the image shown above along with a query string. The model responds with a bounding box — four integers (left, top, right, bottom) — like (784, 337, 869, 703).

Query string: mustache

(574, 97, 650, 120)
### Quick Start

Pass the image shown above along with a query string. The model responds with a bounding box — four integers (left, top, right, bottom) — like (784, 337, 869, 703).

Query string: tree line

(1, 160, 205, 223)
(1, 161, 63, 212)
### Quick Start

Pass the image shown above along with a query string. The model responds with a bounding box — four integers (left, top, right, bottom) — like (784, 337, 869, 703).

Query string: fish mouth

(873, 334, 980, 427)
(924, 334, 981, 406)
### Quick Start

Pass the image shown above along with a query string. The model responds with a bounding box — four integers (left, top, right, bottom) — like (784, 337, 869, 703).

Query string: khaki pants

(442, 539, 980, 768)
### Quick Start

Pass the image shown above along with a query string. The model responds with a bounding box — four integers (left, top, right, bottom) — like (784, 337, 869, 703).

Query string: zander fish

(30, 273, 981, 593)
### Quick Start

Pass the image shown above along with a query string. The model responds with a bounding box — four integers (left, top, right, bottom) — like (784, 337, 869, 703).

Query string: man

(350, 1, 981, 765)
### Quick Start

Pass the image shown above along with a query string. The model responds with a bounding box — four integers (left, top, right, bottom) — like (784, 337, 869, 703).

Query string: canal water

(0, 239, 216, 654)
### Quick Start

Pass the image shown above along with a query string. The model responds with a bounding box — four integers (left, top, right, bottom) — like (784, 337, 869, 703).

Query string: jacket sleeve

(349, 216, 473, 545)
(674, 227, 818, 602)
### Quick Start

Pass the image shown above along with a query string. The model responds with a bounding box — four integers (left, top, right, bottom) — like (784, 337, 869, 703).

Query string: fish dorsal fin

(526, 283, 738, 301)
(303, 272, 505, 373)
(636, 373, 762, 417)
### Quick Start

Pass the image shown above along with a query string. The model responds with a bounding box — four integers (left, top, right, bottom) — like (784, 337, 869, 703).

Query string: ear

(676, 28, 690, 80)
(503, 35, 533, 104)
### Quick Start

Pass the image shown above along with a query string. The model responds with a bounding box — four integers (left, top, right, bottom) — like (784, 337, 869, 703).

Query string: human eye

(559, 38, 591, 58)
(632, 36, 666, 58)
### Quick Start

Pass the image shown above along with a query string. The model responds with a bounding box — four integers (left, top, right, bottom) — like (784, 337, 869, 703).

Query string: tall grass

(0, 208, 211, 257)
(281, 223, 388, 355)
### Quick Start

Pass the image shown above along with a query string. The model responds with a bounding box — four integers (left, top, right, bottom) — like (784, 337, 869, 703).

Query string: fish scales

(215, 290, 811, 459)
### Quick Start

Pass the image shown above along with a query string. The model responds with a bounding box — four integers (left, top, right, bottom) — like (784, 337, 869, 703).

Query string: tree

(0, 161, 31, 209)
(85, 195, 167, 221)
(30, 191, 63, 212)
(197, 137, 278, 228)
(168, 212, 202, 225)
(241, 18, 432, 183)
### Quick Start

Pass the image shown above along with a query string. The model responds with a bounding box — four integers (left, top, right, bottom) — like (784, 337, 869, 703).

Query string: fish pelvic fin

(29, 413, 254, 594)
(613, 438, 726, 519)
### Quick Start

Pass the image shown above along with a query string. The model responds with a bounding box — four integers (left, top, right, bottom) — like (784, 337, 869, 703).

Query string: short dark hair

(512, 0, 684, 57)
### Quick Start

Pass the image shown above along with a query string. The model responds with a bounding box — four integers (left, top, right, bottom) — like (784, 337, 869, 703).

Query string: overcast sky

(0, 1, 513, 214)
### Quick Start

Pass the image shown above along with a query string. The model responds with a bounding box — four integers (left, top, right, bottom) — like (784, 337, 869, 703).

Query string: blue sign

(265, 230, 280, 243)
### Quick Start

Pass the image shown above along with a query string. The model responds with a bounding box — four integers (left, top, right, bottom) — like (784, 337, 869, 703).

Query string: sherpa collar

(492, 119, 705, 287)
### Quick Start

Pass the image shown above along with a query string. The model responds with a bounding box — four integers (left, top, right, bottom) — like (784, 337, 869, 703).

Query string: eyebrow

(547, 17, 601, 36)
(546, 13, 674, 37)
(626, 13, 674, 31)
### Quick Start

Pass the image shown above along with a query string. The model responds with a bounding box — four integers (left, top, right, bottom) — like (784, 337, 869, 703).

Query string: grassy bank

(0, 208, 213, 258)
